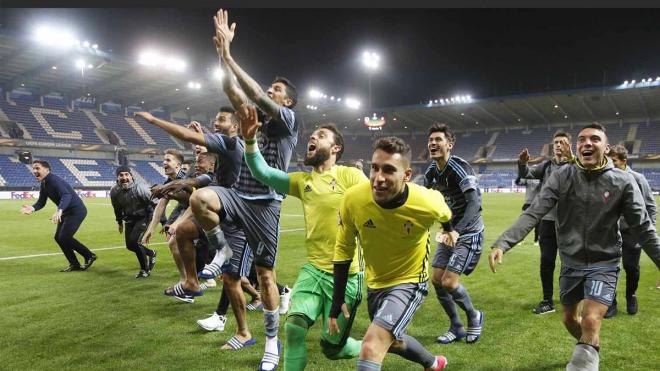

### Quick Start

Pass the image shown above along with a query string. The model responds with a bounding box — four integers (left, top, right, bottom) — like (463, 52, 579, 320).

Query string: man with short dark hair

(195, 9, 299, 369)
(489, 123, 660, 371)
(110, 165, 157, 278)
(330, 136, 450, 371)
(518, 130, 574, 314)
(605, 144, 657, 316)
(21, 160, 97, 271)
(423, 123, 485, 344)
(240, 104, 367, 370)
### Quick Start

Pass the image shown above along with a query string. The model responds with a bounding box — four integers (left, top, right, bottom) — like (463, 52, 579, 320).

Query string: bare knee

(563, 310, 580, 328)
(256, 266, 275, 287)
(359, 336, 380, 360)
(431, 269, 444, 287)
(441, 274, 459, 290)
(190, 189, 219, 214)
(580, 313, 602, 332)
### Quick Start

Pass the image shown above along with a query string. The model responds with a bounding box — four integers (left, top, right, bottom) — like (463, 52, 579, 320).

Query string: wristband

(245, 138, 256, 145)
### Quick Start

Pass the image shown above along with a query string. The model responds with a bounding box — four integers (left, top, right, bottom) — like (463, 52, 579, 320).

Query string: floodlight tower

(361, 51, 380, 110)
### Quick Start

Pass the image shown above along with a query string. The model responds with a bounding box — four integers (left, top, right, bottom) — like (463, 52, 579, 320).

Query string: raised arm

(212, 17, 248, 111)
(134, 112, 206, 146)
(214, 9, 281, 118)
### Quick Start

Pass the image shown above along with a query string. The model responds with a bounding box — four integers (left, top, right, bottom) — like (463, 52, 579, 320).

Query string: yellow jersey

(334, 182, 451, 289)
(289, 165, 367, 274)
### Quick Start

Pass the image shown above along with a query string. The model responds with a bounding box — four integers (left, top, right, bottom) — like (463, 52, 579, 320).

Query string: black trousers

(125, 218, 153, 271)
(538, 220, 558, 302)
(54, 206, 93, 267)
(522, 203, 539, 242)
(621, 229, 641, 297)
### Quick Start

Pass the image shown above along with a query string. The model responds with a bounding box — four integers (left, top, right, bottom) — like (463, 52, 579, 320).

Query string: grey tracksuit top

(619, 166, 657, 230)
(110, 181, 155, 224)
(494, 160, 660, 270)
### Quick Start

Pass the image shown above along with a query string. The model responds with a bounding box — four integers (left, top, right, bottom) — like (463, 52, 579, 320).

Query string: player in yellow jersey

(238, 104, 367, 370)
(329, 137, 452, 371)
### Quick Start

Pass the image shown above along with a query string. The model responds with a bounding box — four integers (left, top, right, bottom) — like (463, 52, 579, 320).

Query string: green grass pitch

(0, 193, 658, 370)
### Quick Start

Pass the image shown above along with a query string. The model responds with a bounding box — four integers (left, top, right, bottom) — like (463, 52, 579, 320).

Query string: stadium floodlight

(330, 96, 335, 100)
(87, 64, 93, 69)
(624, 80, 629, 85)
(83, 41, 90, 47)
(434, 100, 439, 104)
(554, 104, 559, 108)
(345, 97, 361, 109)
(138, 51, 161, 66)
(164, 57, 186, 72)
(75, 59, 86, 69)
(615, 111, 620, 115)
(33, 25, 77, 48)
(361, 51, 380, 71)
(642, 79, 646, 83)
(308, 88, 324, 99)
(656, 77, 660, 81)
(51, 66, 57, 70)
(428, 100, 433, 105)
(92, 44, 98, 49)
(214, 68, 225, 80)
(631, 80, 636, 84)
(337, 98, 342, 102)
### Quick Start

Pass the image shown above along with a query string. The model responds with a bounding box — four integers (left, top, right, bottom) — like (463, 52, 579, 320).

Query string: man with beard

(240, 103, 366, 370)
(329, 137, 451, 371)
(423, 124, 485, 344)
(20, 160, 97, 271)
(110, 165, 157, 278)
(488, 123, 660, 371)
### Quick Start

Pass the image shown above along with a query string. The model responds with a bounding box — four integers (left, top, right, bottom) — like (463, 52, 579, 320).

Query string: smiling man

(329, 136, 451, 371)
(423, 124, 485, 344)
(488, 123, 660, 371)
(20, 160, 97, 272)
(110, 165, 157, 278)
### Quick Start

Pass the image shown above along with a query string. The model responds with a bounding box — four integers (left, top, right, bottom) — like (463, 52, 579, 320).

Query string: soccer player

(423, 124, 484, 344)
(135, 109, 242, 303)
(517, 131, 574, 314)
(488, 123, 660, 371)
(20, 160, 97, 271)
(141, 149, 187, 288)
(239, 103, 367, 370)
(605, 144, 657, 316)
(187, 9, 299, 369)
(329, 137, 451, 371)
(110, 165, 157, 278)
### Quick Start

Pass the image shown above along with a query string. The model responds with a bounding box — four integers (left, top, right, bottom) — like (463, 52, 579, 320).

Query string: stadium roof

(299, 84, 660, 134)
(1, 29, 660, 132)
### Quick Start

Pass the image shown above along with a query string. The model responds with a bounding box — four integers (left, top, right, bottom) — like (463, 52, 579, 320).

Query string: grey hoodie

(494, 160, 660, 270)
(110, 180, 155, 224)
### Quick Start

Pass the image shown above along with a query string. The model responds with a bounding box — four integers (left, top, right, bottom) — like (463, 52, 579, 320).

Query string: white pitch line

(0, 228, 305, 261)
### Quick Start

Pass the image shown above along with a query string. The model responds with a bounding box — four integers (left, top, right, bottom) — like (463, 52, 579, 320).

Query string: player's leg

(63, 207, 95, 262)
(560, 266, 585, 340)
(536, 220, 557, 314)
(320, 269, 363, 361)
(167, 237, 186, 283)
(284, 264, 324, 370)
(125, 221, 150, 275)
(431, 245, 465, 342)
(438, 232, 483, 343)
(218, 226, 253, 349)
(621, 230, 641, 314)
(241, 198, 283, 371)
(566, 299, 608, 371)
(174, 219, 201, 291)
(189, 187, 232, 271)
(54, 218, 81, 269)
(364, 283, 445, 370)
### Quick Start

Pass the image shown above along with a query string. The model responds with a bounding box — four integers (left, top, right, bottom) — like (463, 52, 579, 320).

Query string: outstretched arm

(134, 112, 206, 146)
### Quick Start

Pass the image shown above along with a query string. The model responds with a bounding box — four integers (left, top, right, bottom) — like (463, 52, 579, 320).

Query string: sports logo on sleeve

(404, 220, 413, 234)
(363, 219, 376, 228)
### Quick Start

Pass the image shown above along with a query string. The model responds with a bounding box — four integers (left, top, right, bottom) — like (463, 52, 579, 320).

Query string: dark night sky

(2, 8, 660, 107)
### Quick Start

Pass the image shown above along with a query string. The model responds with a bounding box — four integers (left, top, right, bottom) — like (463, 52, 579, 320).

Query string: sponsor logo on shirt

(363, 219, 376, 228)
(304, 184, 312, 193)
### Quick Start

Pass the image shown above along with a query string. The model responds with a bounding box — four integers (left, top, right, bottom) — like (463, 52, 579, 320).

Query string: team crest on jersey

(304, 184, 312, 193)
(330, 178, 337, 190)
(403, 220, 413, 234)
(602, 190, 612, 203)
(363, 219, 376, 228)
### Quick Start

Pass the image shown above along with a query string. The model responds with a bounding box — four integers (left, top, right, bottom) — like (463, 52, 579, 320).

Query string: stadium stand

(130, 159, 166, 186)
(0, 155, 35, 187)
(33, 156, 117, 188)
